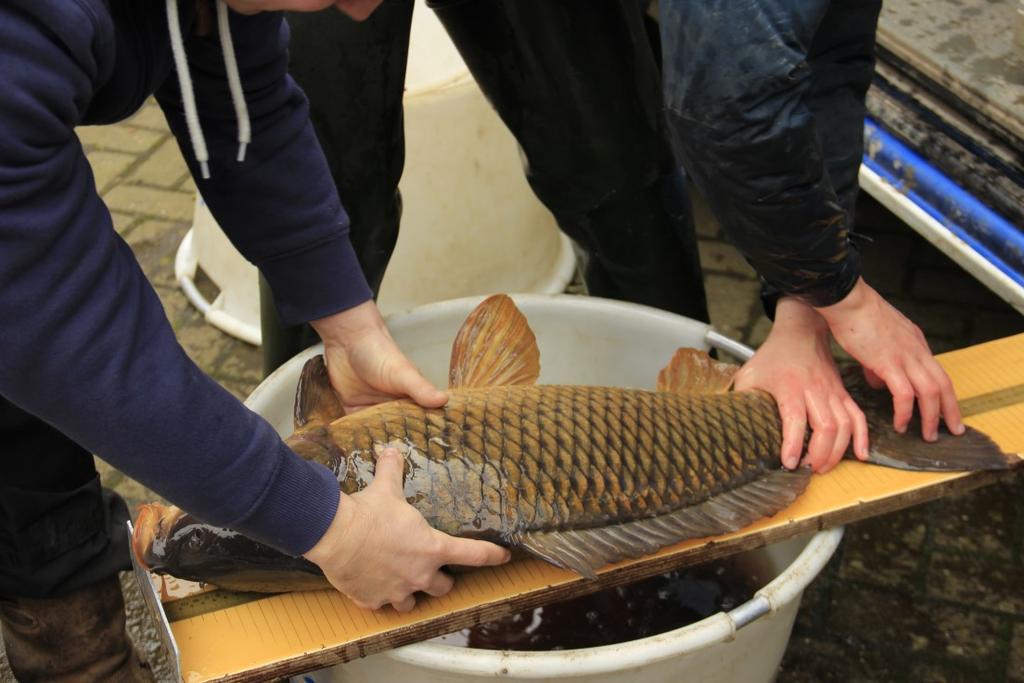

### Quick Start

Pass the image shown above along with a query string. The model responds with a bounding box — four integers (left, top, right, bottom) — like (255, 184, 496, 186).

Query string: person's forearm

(310, 300, 387, 348)
(156, 9, 372, 326)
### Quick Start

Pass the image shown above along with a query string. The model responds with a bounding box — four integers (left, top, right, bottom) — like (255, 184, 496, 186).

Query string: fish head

(132, 503, 187, 570)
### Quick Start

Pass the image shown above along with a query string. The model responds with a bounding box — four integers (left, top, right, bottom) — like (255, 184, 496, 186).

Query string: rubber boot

(0, 577, 154, 683)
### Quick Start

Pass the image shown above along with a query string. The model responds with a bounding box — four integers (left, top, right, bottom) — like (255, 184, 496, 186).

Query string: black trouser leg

(261, 3, 414, 376)
(429, 0, 709, 322)
(806, 0, 883, 222)
(0, 397, 130, 599)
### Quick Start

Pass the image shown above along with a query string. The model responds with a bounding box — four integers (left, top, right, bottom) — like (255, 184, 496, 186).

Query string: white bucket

(246, 294, 842, 683)
(375, 7, 575, 314)
(176, 9, 575, 344)
(174, 196, 263, 345)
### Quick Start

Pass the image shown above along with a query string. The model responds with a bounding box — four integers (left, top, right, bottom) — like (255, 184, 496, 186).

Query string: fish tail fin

(843, 369, 1021, 471)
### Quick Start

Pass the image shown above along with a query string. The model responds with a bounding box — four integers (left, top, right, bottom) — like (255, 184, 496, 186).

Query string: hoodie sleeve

(660, 0, 862, 308)
(155, 9, 373, 325)
(0, 4, 339, 556)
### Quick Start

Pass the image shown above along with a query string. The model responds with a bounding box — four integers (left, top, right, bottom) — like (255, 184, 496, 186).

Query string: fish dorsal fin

(657, 348, 737, 395)
(449, 294, 540, 389)
(294, 355, 346, 429)
(513, 468, 810, 578)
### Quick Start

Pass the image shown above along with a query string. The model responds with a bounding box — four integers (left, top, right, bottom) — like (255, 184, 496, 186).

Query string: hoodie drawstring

(166, 0, 252, 178)
(216, 0, 251, 163)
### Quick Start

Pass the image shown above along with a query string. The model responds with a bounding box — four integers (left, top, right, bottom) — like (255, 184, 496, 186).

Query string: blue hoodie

(0, 1, 373, 555)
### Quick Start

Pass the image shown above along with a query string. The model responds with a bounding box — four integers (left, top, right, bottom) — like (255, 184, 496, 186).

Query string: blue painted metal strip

(862, 118, 1024, 288)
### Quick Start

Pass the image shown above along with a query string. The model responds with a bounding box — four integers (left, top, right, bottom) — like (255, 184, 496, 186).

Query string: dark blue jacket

(0, 1, 372, 555)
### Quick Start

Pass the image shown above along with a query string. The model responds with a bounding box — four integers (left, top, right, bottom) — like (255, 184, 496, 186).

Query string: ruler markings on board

(959, 383, 1024, 418)
(164, 589, 269, 622)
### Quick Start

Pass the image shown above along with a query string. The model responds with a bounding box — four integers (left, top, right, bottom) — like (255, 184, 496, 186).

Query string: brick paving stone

(926, 549, 1024, 615)
(704, 273, 762, 341)
(174, 313, 231, 371)
(908, 661, 1003, 683)
(104, 184, 195, 223)
(124, 220, 188, 289)
(1009, 621, 1024, 682)
(777, 635, 906, 682)
(932, 482, 1018, 560)
(109, 210, 140, 235)
(95, 457, 165, 510)
(77, 124, 164, 155)
(128, 137, 190, 188)
(690, 186, 721, 239)
(86, 150, 137, 192)
(210, 339, 263, 386)
(219, 378, 262, 403)
(838, 505, 930, 589)
(177, 175, 198, 194)
(747, 314, 773, 347)
(827, 583, 1006, 665)
(125, 102, 170, 131)
(697, 240, 757, 278)
(153, 284, 192, 330)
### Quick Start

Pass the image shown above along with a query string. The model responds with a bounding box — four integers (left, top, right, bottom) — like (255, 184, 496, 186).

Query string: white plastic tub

(176, 9, 575, 344)
(376, 7, 575, 314)
(246, 294, 842, 683)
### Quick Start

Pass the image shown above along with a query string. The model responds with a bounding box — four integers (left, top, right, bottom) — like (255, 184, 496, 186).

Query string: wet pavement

(0, 101, 1022, 682)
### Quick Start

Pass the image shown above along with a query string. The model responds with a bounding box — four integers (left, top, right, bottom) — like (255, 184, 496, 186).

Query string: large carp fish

(133, 295, 1018, 592)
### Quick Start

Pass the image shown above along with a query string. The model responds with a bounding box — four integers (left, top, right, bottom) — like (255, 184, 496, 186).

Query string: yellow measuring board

(154, 333, 1024, 683)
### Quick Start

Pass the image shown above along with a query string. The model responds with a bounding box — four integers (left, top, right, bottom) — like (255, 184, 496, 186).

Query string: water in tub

(429, 548, 773, 651)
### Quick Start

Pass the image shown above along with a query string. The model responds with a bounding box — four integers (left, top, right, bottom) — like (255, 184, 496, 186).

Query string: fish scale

(328, 384, 784, 539)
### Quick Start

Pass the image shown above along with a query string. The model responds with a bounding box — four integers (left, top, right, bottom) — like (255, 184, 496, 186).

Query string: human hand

(816, 278, 964, 442)
(310, 300, 447, 413)
(734, 298, 868, 473)
(303, 448, 511, 611)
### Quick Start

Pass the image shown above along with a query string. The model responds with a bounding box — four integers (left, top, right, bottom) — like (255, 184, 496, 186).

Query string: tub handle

(726, 526, 845, 631)
(705, 329, 755, 362)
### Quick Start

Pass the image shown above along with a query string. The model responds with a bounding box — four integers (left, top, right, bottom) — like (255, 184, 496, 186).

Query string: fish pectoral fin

(657, 348, 738, 395)
(448, 294, 541, 389)
(294, 355, 346, 429)
(515, 468, 811, 578)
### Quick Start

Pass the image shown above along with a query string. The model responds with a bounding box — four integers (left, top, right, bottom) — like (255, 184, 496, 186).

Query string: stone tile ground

(1, 100, 1022, 682)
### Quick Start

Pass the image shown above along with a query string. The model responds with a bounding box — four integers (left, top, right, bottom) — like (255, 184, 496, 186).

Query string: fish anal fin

(294, 355, 345, 430)
(515, 468, 810, 578)
(657, 348, 738, 395)
(449, 294, 540, 389)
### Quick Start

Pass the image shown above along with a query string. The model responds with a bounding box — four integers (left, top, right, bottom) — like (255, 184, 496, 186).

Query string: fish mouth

(132, 503, 185, 571)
